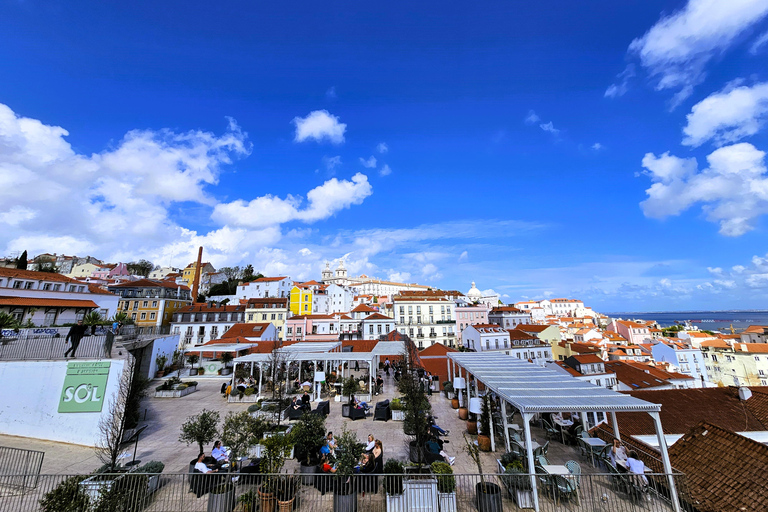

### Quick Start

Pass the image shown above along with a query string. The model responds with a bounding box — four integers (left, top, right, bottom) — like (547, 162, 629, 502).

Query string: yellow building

(290, 284, 315, 316)
(245, 298, 290, 340)
(108, 279, 192, 327)
(181, 261, 216, 289)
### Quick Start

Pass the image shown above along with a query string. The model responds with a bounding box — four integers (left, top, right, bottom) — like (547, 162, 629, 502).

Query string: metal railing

(0, 448, 44, 493)
(0, 471, 692, 512)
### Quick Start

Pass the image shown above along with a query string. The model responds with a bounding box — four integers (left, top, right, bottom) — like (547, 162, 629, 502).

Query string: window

(287, 327, 292, 334)
(53, 284, 61, 291)
(271, 313, 276, 320)
(131, 313, 137, 320)
(143, 301, 148, 308)
(248, 313, 254, 321)
(152, 301, 158, 308)
(278, 314, 283, 320)
(24, 281, 34, 289)
(12, 281, 22, 289)
(140, 312, 147, 320)
(369, 325, 374, 334)
(150, 312, 156, 320)
(262, 314, 267, 321)
(296, 327, 302, 334)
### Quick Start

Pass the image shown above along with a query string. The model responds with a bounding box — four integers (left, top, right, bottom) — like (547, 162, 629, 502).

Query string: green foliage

(238, 489, 257, 504)
(500, 451, 521, 468)
(39, 475, 90, 512)
(463, 433, 485, 484)
(383, 459, 405, 495)
(442, 381, 453, 393)
(399, 366, 432, 453)
(136, 461, 165, 473)
(222, 411, 268, 464)
(187, 354, 199, 367)
(126, 259, 154, 277)
(244, 387, 255, 396)
(390, 398, 402, 410)
(83, 311, 103, 326)
(155, 354, 168, 372)
(93, 474, 148, 512)
(179, 409, 220, 454)
(335, 426, 364, 477)
(342, 376, 358, 397)
(289, 412, 326, 465)
(431, 461, 456, 493)
(221, 352, 234, 366)
(247, 403, 261, 413)
(479, 394, 491, 437)
(16, 250, 27, 269)
(0, 312, 20, 335)
(260, 433, 290, 474)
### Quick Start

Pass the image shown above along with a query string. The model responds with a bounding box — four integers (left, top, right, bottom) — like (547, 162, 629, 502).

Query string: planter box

(80, 475, 117, 504)
(438, 492, 457, 512)
(391, 410, 405, 421)
(147, 474, 161, 495)
(404, 474, 438, 512)
(154, 385, 197, 398)
(386, 493, 406, 512)
(228, 393, 259, 403)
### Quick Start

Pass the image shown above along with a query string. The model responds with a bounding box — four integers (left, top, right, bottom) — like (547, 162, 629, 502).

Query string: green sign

(58, 361, 111, 413)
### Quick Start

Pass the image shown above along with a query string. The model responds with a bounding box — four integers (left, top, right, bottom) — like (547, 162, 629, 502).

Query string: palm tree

(0, 312, 20, 339)
(83, 311, 103, 335)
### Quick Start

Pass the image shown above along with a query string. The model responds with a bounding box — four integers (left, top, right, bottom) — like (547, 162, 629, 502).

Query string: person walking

(65, 319, 87, 358)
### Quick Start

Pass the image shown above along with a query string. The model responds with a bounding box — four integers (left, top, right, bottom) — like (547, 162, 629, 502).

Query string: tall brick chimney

(191, 246, 203, 301)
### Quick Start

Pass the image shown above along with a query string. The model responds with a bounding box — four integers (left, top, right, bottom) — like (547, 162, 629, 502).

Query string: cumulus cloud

(0, 102, 251, 263)
(379, 164, 392, 177)
(624, 0, 768, 105)
(592, 143, 604, 151)
(292, 110, 346, 144)
(212, 173, 373, 229)
(323, 155, 342, 171)
(682, 81, 768, 147)
(539, 122, 559, 135)
(750, 29, 768, 53)
(376, 142, 388, 154)
(359, 156, 377, 168)
(388, 271, 411, 283)
(640, 142, 768, 236)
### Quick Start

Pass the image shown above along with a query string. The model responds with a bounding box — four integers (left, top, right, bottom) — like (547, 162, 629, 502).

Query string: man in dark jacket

(65, 320, 87, 358)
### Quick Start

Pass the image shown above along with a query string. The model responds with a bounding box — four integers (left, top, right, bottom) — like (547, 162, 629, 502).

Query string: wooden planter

(477, 435, 492, 452)
(466, 419, 478, 434)
(450, 398, 459, 409)
(154, 385, 197, 398)
(458, 407, 468, 420)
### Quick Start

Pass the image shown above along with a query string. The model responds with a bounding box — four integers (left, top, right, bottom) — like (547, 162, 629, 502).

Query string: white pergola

(232, 349, 380, 402)
(447, 352, 680, 512)
(184, 343, 260, 356)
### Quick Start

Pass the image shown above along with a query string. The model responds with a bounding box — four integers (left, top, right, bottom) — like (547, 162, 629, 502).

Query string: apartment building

(171, 302, 246, 348)
(108, 279, 192, 327)
(244, 298, 290, 340)
(393, 292, 457, 349)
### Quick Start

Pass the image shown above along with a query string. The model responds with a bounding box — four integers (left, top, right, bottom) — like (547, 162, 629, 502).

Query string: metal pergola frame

(447, 352, 680, 512)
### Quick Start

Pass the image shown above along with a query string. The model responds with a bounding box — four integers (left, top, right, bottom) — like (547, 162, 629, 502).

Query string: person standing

(65, 320, 87, 358)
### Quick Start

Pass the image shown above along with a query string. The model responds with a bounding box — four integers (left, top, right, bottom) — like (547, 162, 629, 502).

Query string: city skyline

(2, 0, 768, 310)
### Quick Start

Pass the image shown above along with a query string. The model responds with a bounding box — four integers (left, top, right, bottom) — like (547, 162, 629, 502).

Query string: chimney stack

(191, 246, 203, 301)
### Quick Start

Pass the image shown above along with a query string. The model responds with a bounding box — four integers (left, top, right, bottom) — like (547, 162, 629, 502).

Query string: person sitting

(425, 439, 455, 465)
(320, 454, 337, 473)
(291, 397, 302, 410)
(352, 395, 369, 412)
(610, 438, 628, 468)
(236, 378, 247, 392)
(429, 415, 449, 436)
(248, 376, 256, 387)
(325, 432, 337, 455)
(365, 434, 375, 453)
(301, 391, 311, 406)
(355, 453, 372, 473)
(195, 452, 219, 474)
(211, 441, 229, 463)
(626, 451, 649, 486)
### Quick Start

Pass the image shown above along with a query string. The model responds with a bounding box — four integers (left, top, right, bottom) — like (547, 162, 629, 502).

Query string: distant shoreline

(605, 310, 768, 315)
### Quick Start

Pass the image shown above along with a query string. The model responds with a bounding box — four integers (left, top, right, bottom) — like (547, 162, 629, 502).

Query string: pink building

(607, 319, 651, 345)
(456, 303, 490, 344)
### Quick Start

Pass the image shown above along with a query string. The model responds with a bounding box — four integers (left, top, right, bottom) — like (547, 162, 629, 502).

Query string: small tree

(335, 426, 364, 478)
(290, 412, 326, 466)
(399, 349, 431, 465)
(83, 311, 103, 335)
(222, 411, 267, 470)
(179, 409, 220, 455)
(187, 354, 199, 369)
(15, 250, 27, 269)
(95, 360, 135, 472)
(0, 312, 19, 339)
(479, 393, 491, 437)
(221, 352, 234, 368)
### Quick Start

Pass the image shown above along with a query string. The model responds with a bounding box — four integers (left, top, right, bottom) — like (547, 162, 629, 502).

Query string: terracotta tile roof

(569, 343, 600, 354)
(571, 354, 603, 364)
(742, 325, 768, 334)
(419, 342, 457, 356)
(616, 320, 648, 329)
(0, 296, 99, 308)
(351, 304, 377, 313)
(555, 361, 582, 377)
(700, 339, 731, 349)
(734, 343, 768, 353)
(244, 298, 289, 307)
(604, 361, 676, 389)
(515, 324, 551, 333)
(668, 422, 768, 512)
(87, 284, 117, 295)
(341, 340, 380, 352)
(221, 323, 271, 339)
(507, 328, 537, 340)
(609, 387, 768, 436)
(252, 276, 288, 282)
(623, 361, 693, 381)
(289, 314, 336, 320)
(364, 313, 391, 321)
(490, 306, 526, 313)
(0, 267, 78, 283)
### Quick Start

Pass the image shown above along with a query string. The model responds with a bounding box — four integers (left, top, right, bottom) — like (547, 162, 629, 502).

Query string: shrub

(244, 388, 254, 396)
(186, 381, 198, 387)
(198, 367, 205, 375)
(290, 412, 326, 465)
(390, 398, 402, 410)
(383, 459, 404, 495)
(39, 475, 90, 512)
(342, 376, 358, 397)
(136, 461, 165, 474)
(431, 461, 456, 493)
(176, 384, 188, 390)
(247, 403, 261, 413)
(442, 381, 453, 393)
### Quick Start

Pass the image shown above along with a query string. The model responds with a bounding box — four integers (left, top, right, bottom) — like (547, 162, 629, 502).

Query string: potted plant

(179, 409, 220, 457)
(466, 411, 478, 435)
(443, 381, 453, 400)
(383, 459, 405, 512)
(500, 459, 533, 507)
(333, 427, 364, 512)
(464, 434, 502, 512)
(135, 460, 165, 494)
(39, 476, 90, 512)
(208, 482, 235, 512)
(450, 385, 460, 409)
(399, 366, 431, 465)
(477, 394, 492, 452)
(431, 461, 457, 512)
(155, 354, 167, 379)
(199, 366, 206, 376)
(259, 433, 291, 512)
(289, 412, 326, 485)
(390, 398, 405, 421)
(220, 352, 234, 376)
(237, 490, 258, 512)
(188, 354, 200, 376)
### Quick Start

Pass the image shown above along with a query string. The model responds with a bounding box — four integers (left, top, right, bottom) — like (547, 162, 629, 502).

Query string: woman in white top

(610, 438, 628, 467)
(626, 451, 649, 485)
(365, 434, 375, 453)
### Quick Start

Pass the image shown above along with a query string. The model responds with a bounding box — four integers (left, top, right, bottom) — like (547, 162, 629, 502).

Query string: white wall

(0, 358, 127, 446)
(147, 335, 181, 377)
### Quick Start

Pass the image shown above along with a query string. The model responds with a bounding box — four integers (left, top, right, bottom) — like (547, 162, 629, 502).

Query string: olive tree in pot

(290, 412, 326, 485)
(188, 354, 200, 376)
(399, 365, 431, 465)
(220, 352, 234, 376)
(431, 461, 457, 512)
(179, 409, 220, 462)
(383, 459, 405, 512)
(333, 426, 364, 512)
(463, 434, 502, 512)
(477, 394, 492, 452)
(259, 433, 291, 512)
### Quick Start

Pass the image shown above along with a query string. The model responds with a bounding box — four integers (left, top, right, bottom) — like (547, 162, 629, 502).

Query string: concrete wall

(0, 358, 126, 446)
(147, 335, 181, 377)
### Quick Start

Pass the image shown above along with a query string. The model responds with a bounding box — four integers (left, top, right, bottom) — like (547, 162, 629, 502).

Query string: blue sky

(2, 0, 768, 311)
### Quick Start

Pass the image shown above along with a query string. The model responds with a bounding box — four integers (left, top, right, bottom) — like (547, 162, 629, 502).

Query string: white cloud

(592, 143, 603, 151)
(292, 110, 346, 144)
(379, 164, 392, 177)
(359, 156, 377, 168)
(421, 263, 442, 280)
(750, 29, 768, 53)
(388, 271, 411, 283)
(298, 248, 312, 256)
(626, 0, 768, 104)
(707, 266, 723, 275)
(539, 122, 559, 135)
(640, 142, 768, 236)
(213, 173, 373, 229)
(733, 265, 747, 273)
(605, 65, 636, 98)
(458, 251, 468, 262)
(323, 155, 342, 171)
(682, 81, 768, 147)
(524, 110, 540, 124)
(376, 142, 388, 154)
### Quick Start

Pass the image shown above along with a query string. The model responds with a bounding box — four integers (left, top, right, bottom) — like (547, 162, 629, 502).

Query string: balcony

(436, 319, 455, 324)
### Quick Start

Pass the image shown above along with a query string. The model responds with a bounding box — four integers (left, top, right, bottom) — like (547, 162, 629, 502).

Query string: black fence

(0, 471, 691, 512)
